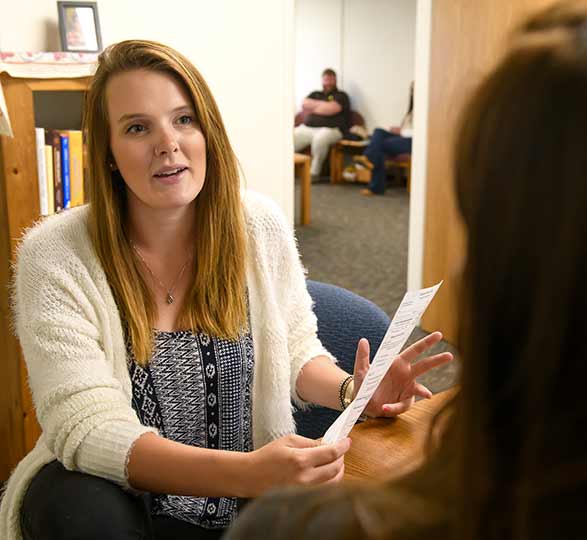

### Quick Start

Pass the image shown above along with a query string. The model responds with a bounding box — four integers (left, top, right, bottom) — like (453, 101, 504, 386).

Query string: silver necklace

(131, 242, 192, 305)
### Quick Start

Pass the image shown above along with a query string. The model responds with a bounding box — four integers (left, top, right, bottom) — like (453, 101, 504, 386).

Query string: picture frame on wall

(57, 1, 103, 53)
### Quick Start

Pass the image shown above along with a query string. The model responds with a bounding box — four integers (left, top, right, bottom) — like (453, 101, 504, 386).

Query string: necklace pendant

(166, 293, 174, 305)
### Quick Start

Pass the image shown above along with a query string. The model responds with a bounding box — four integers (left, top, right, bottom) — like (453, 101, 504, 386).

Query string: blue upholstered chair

(294, 280, 391, 439)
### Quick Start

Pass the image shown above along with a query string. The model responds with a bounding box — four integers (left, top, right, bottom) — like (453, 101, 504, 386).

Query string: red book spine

(46, 129, 63, 212)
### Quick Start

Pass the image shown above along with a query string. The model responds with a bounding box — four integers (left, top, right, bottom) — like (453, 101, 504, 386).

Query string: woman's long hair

(452, 1, 587, 537)
(84, 40, 247, 365)
(401, 81, 414, 129)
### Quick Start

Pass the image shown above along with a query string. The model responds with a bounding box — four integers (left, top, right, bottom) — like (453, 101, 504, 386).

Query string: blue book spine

(60, 134, 71, 209)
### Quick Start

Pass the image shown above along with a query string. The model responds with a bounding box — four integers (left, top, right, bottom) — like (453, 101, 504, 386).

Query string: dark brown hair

(322, 68, 337, 78)
(453, 1, 587, 536)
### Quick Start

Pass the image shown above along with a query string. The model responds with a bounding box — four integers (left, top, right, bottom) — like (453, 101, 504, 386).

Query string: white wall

(0, 0, 431, 284)
(295, 0, 416, 130)
(0, 0, 295, 222)
(407, 0, 431, 292)
(295, 0, 343, 108)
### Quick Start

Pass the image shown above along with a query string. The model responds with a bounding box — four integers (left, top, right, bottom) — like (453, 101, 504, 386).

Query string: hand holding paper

(323, 281, 453, 444)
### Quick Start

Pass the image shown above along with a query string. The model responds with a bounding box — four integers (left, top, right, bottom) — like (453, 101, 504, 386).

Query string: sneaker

(342, 165, 358, 182)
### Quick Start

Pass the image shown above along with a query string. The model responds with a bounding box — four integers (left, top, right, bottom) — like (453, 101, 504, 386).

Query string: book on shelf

(35, 128, 85, 215)
(46, 130, 63, 212)
(68, 130, 84, 207)
(34, 128, 49, 216)
(60, 132, 70, 209)
(44, 145, 55, 215)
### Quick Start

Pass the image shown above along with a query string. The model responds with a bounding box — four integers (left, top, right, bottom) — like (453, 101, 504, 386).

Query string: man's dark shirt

(304, 89, 351, 131)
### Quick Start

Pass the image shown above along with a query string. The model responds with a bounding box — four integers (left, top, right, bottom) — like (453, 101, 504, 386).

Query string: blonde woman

(0, 41, 451, 540)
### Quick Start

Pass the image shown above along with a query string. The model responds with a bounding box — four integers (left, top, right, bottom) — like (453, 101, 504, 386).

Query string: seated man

(294, 68, 351, 181)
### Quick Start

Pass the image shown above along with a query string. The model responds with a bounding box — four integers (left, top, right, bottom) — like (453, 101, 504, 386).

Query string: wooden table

(344, 389, 456, 481)
(294, 153, 311, 225)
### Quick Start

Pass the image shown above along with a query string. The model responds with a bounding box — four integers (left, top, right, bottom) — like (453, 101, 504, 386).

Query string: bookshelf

(0, 73, 90, 482)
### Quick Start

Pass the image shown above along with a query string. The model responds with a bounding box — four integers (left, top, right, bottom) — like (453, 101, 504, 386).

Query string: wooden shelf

(27, 78, 90, 92)
(0, 73, 91, 481)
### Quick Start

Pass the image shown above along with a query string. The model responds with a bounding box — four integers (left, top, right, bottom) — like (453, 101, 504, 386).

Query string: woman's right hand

(244, 434, 351, 497)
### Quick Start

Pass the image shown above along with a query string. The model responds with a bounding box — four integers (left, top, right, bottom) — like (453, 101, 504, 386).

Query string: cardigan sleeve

(13, 229, 157, 487)
(245, 193, 337, 408)
(280, 225, 337, 408)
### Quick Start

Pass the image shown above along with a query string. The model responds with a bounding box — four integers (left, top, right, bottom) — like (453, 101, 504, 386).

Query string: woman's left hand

(353, 331, 453, 418)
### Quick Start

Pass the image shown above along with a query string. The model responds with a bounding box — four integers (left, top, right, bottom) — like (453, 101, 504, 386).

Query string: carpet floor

(294, 178, 459, 394)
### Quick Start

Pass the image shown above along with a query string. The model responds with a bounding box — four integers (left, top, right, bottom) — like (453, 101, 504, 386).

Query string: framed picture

(57, 2, 103, 53)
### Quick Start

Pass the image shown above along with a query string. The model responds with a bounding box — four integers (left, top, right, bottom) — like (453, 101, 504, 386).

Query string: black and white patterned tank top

(127, 328, 255, 529)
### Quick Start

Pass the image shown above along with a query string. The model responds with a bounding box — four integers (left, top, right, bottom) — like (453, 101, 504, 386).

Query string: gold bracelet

(339, 375, 354, 410)
(344, 378, 355, 409)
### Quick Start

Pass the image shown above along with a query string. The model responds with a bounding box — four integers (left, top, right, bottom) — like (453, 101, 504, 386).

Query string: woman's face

(106, 69, 206, 211)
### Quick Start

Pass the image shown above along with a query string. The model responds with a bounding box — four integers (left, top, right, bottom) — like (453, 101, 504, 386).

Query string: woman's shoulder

(242, 189, 290, 236)
(17, 205, 92, 266)
(242, 189, 285, 219)
(226, 483, 395, 540)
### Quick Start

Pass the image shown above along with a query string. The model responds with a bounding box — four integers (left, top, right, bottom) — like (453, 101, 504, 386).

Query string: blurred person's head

(321, 68, 337, 92)
(453, 0, 587, 536)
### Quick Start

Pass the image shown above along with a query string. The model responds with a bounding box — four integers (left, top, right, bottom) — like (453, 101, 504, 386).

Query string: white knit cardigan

(0, 190, 334, 540)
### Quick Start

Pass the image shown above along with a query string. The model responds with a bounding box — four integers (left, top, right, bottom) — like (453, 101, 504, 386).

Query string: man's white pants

(294, 125, 343, 177)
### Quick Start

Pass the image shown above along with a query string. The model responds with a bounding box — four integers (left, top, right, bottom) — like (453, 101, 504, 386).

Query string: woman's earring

(109, 161, 117, 171)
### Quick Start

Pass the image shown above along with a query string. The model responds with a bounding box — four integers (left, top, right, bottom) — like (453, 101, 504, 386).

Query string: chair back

(349, 110, 365, 127)
(294, 280, 390, 439)
(294, 110, 305, 127)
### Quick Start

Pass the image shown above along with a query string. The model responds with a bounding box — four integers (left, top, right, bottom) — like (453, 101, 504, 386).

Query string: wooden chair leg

(330, 145, 343, 183)
(301, 159, 311, 225)
(294, 154, 312, 226)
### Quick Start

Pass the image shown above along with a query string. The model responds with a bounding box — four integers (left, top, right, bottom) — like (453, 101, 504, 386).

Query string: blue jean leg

(364, 129, 412, 194)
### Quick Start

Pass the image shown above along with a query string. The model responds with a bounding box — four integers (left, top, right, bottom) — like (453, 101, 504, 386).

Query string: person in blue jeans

(356, 83, 413, 196)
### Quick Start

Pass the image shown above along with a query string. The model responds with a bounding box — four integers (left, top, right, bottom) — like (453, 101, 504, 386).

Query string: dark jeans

(364, 128, 412, 194)
(20, 460, 225, 540)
